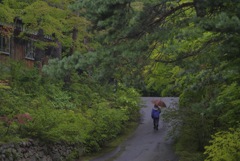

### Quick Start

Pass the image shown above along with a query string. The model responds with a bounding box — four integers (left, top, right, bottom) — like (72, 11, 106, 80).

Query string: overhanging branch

(149, 2, 194, 27)
(154, 38, 221, 63)
(113, 2, 195, 44)
(127, 2, 195, 39)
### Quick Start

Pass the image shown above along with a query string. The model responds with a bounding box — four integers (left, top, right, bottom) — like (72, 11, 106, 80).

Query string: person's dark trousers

(153, 118, 159, 130)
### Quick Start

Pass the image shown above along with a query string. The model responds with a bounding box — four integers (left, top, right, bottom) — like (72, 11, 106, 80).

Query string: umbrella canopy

(151, 99, 166, 107)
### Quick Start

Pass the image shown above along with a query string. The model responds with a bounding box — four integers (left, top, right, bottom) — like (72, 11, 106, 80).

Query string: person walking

(151, 104, 161, 130)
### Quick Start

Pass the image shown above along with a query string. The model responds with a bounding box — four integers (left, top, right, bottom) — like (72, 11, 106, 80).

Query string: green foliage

(204, 128, 240, 161)
(144, 62, 182, 96)
(0, 0, 92, 55)
(68, 0, 150, 88)
(162, 106, 213, 161)
(0, 3, 14, 22)
(72, 0, 133, 32)
(0, 61, 141, 155)
(20, 1, 76, 38)
(214, 83, 240, 129)
(84, 106, 128, 152)
(63, 72, 140, 153)
(23, 107, 90, 143)
(113, 84, 141, 119)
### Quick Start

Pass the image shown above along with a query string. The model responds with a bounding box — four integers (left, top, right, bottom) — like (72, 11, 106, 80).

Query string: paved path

(91, 97, 179, 161)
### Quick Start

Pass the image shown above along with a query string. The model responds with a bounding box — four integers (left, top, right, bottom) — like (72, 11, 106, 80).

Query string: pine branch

(154, 38, 221, 63)
(134, 2, 195, 38)
(149, 2, 194, 27)
(113, 2, 195, 44)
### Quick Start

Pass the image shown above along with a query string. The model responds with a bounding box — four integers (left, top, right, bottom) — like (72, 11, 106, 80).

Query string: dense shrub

(83, 105, 128, 152)
(22, 107, 91, 143)
(0, 62, 140, 154)
(204, 128, 240, 161)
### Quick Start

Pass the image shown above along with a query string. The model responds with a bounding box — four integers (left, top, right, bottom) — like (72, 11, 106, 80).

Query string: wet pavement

(90, 97, 179, 161)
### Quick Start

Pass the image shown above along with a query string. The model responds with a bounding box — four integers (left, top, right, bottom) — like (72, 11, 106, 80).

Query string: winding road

(91, 97, 179, 161)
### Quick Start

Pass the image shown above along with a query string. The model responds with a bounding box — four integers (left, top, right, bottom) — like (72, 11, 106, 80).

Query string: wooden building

(0, 18, 61, 69)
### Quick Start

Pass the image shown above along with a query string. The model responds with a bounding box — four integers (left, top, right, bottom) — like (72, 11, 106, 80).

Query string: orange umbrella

(151, 99, 166, 107)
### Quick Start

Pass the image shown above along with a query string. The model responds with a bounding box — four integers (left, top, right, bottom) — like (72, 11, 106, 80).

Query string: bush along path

(90, 97, 179, 161)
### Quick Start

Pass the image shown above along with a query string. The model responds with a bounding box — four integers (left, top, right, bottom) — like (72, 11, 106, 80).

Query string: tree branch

(154, 38, 221, 63)
(113, 2, 195, 44)
(126, 2, 195, 39)
(149, 2, 194, 27)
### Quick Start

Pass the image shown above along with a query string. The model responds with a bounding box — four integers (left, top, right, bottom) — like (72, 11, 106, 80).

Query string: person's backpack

(152, 108, 161, 118)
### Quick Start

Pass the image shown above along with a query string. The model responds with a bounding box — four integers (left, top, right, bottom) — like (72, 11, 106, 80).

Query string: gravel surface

(91, 97, 179, 161)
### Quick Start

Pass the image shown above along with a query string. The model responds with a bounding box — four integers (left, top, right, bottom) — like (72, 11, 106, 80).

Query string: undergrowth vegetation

(0, 61, 140, 154)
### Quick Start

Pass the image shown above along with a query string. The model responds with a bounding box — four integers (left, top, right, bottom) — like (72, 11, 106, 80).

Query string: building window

(25, 40, 35, 60)
(0, 35, 10, 54)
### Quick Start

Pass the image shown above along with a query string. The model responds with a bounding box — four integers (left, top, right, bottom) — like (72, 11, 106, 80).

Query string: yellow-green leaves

(0, 4, 14, 23)
(204, 128, 240, 161)
(22, 1, 66, 36)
